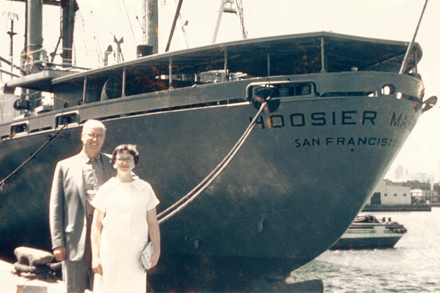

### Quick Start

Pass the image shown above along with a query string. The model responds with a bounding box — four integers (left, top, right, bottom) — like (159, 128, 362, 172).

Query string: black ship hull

(0, 78, 421, 274)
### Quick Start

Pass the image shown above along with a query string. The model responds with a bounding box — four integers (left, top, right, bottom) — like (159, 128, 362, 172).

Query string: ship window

(321, 91, 373, 97)
(11, 123, 28, 136)
(56, 112, 79, 128)
(394, 194, 397, 197)
(384, 193, 388, 197)
(247, 82, 316, 100)
(404, 193, 407, 196)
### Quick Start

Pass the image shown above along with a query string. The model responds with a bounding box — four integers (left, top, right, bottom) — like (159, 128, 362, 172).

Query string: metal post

(122, 67, 126, 97)
(267, 53, 270, 77)
(82, 76, 87, 104)
(224, 47, 228, 81)
(321, 37, 326, 73)
(169, 57, 173, 89)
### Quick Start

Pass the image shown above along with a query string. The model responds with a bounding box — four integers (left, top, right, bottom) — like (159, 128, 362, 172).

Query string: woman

(91, 144, 160, 292)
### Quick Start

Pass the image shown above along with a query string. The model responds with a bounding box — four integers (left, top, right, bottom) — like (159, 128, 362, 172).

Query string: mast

(27, 0, 43, 62)
(22, 0, 44, 112)
(61, 0, 76, 66)
(6, 13, 19, 74)
(145, 0, 159, 54)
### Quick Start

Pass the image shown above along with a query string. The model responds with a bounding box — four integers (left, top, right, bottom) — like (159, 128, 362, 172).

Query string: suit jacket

(49, 152, 114, 261)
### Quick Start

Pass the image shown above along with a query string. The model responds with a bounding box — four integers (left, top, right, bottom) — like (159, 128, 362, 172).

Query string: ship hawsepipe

(0, 32, 427, 284)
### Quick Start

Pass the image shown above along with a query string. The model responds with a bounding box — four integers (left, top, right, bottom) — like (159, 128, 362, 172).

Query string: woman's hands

(92, 257, 103, 275)
(150, 248, 160, 269)
(147, 208, 161, 270)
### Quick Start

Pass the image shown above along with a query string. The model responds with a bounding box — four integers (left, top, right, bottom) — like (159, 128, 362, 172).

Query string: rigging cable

(76, 11, 91, 65)
(122, 0, 138, 48)
(157, 97, 270, 224)
(89, 10, 103, 66)
(0, 123, 69, 191)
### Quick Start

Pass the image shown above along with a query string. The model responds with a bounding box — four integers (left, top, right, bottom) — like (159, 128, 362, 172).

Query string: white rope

(158, 100, 268, 224)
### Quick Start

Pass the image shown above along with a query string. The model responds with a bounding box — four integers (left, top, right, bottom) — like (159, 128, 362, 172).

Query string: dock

(0, 260, 65, 293)
(1, 258, 323, 292)
(362, 204, 431, 212)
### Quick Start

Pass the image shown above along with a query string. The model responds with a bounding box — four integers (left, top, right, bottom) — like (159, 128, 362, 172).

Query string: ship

(330, 214, 407, 250)
(0, 0, 436, 291)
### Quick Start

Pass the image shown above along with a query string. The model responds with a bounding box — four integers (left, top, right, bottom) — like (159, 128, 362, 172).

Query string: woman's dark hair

(111, 144, 140, 165)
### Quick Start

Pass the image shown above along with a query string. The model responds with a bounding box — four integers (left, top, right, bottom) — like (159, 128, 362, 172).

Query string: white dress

(91, 177, 159, 293)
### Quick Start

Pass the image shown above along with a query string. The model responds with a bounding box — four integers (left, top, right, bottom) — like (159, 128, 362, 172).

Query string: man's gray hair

(82, 119, 107, 134)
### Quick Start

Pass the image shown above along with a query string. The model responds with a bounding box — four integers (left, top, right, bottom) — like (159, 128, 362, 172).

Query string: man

(49, 119, 114, 292)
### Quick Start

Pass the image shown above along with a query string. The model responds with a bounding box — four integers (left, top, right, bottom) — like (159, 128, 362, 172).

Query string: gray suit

(49, 152, 113, 291)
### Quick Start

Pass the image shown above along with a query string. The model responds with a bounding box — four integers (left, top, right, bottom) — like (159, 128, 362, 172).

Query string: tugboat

(330, 214, 408, 250)
(0, 0, 435, 291)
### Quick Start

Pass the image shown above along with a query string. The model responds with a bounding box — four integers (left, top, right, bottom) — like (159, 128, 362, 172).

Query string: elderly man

(49, 119, 114, 292)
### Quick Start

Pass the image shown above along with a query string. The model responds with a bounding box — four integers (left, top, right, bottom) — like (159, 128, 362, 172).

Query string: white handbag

(139, 242, 154, 271)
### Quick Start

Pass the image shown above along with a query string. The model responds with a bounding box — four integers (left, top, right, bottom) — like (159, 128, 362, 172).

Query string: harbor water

(289, 208, 440, 292)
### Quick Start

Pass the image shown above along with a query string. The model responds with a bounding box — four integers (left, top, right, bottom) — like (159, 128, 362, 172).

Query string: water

(289, 208, 440, 292)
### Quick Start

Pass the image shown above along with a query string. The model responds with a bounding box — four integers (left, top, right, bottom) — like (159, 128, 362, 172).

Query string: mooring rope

(0, 123, 69, 191)
(158, 99, 269, 224)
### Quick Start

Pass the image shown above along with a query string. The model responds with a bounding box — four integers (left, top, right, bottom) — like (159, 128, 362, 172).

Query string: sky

(1, 0, 439, 180)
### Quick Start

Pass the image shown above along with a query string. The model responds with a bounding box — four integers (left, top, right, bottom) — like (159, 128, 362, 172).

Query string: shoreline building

(411, 189, 439, 204)
(369, 179, 412, 206)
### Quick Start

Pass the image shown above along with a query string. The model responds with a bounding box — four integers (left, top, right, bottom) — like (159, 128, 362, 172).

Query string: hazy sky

(1, 0, 439, 178)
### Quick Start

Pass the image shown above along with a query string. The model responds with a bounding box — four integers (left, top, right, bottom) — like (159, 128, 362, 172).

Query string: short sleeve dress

(91, 177, 159, 293)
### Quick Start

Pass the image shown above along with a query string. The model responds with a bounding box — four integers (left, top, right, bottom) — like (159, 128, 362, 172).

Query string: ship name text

(250, 111, 414, 129)
(293, 137, 400, 148)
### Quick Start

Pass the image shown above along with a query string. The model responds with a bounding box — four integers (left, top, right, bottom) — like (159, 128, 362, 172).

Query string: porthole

(381, 84, 396, 95)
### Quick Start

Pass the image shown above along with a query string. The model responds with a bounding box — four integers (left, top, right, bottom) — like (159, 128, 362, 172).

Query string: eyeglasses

(116, 157, 134, 163)
(85, 133, 105, 140)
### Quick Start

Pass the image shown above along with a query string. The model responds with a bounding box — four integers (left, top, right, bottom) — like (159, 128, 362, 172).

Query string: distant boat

(330, 215, 407, 250)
